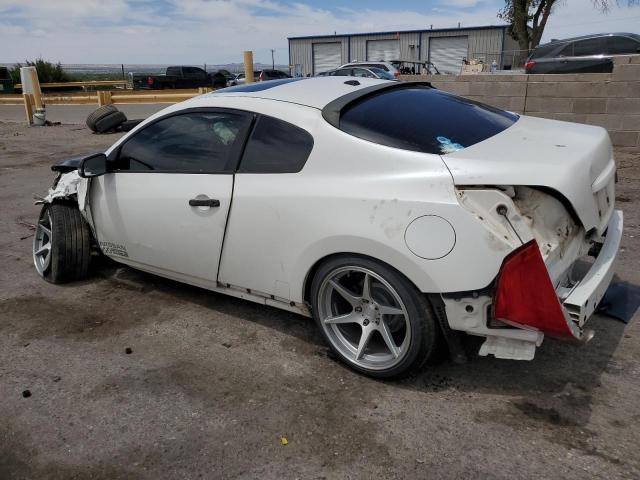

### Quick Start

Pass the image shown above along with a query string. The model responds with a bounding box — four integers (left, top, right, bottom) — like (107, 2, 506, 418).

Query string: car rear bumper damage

(441, 209, 623, 361)
(562, 209, 623, 327)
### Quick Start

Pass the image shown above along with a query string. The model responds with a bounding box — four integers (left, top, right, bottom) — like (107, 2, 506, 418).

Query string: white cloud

(541, 0, 640, 42)
(0, 0, 638, 65)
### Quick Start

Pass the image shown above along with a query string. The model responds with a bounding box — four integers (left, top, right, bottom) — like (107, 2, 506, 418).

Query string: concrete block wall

(399, 55, 640, 149)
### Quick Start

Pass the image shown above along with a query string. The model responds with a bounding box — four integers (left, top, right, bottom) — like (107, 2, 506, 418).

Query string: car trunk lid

(441, 115, 615, 234)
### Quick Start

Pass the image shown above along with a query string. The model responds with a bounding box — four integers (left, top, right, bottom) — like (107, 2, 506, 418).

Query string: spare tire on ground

(86, 105, 118, 132)
(118, 119, 144, 132)
(94, 111, 127, 134)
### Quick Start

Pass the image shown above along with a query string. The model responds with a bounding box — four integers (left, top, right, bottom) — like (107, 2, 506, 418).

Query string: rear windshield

(530, 42, 562, 59)
(370, 67, 395, 80)
(339, 86, 518, 155)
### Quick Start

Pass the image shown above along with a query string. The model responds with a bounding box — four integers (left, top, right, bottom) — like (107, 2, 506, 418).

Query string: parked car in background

(316, 66, 397, 80)
(128, 66, 216, 90)
(525, 32, 640, 74)
(0, 66, 14, 93)
(213, 69, 237, 88)
(231, 69, 291, 85)
(34, 77, 622, 378)
(338, 61, 400, 78)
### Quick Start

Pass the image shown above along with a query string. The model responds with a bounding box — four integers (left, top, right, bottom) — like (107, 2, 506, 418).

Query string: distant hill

(0, 62, 291, 75)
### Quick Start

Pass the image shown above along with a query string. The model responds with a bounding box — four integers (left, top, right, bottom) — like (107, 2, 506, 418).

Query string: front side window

(606, 36, 640, 54)
(239, 115, 314, 173)
(115, 111, 249, 173)
(338, 86, 518, 155)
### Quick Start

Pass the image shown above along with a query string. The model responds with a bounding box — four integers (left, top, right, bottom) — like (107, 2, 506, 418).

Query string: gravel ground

(1, 122, 639, 480)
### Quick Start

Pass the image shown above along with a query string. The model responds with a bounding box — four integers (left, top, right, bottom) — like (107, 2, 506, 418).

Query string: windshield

(339, 86, 518, 155)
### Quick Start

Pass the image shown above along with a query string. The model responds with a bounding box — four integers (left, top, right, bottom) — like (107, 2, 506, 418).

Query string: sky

(1, 0, 639, 65)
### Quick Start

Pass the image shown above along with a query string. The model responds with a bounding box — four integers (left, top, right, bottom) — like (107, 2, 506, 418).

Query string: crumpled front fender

(37, 171, 95, 231)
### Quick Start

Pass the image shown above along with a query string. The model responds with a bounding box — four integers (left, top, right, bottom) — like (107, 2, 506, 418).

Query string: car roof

(536, 32, 640, 48)
(204, 76, 393, 110)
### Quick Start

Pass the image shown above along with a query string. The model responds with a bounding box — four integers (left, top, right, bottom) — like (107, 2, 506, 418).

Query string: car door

(90, 109, 252, 288)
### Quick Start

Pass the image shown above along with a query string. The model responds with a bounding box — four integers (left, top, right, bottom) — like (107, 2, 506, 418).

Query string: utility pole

(270, 49, 275, 70)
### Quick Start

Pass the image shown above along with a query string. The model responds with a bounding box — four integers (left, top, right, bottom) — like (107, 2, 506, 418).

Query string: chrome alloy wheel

(33, 209, 52, 276)
(317, 266, 411, 371)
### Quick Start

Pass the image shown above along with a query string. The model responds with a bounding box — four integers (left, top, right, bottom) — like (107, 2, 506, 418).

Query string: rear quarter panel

(215, 101, 516, 302)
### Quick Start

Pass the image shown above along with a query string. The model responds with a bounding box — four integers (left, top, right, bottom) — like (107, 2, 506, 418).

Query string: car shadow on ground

(91, 258, 631, 430)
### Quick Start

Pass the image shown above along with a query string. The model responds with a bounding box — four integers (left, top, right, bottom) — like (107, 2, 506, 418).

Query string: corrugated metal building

(288, 25, 520, 76)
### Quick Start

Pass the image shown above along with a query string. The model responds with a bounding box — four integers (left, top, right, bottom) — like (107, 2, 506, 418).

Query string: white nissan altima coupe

(34, 77, 623, 378)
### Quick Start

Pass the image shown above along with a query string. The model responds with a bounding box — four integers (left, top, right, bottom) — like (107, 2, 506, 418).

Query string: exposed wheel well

(302, 252, 424, 305)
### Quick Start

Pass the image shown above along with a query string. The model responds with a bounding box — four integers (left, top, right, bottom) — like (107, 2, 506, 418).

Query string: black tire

(310, 255, 439, 379)
(94, 111, 127, 133)
(118, 119, 143, 132)
(33, 203, 92, 284)
(86, 104, 118, 132)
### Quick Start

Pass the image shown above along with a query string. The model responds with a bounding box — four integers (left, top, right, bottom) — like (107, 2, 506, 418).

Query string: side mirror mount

(78, 153, 108, 178)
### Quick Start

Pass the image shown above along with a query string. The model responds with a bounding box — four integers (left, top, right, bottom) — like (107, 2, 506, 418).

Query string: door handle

(189, 198, 220, 207)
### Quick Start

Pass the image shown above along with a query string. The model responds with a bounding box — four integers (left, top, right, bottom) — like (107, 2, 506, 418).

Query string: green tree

(9, 58, 73, 84)
(499, 0, 640, 53)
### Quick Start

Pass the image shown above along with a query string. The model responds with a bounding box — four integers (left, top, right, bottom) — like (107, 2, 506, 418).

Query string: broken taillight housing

(493, 240, 576, 339)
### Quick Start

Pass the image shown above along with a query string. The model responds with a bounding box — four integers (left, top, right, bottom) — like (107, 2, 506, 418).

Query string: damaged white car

(34, 77, 623, 378)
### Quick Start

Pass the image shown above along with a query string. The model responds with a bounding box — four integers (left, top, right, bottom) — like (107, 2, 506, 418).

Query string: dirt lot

(1, 122, 639, 480)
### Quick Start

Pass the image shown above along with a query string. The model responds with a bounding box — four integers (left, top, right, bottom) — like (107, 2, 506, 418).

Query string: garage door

(366, 39, 400, 62)
(429, 36, 469, 75)
(313, 43, 342, 75)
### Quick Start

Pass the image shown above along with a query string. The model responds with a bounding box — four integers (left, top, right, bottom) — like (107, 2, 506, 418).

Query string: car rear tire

(310, 255, 438, 379)
(94, 111, 127, 133)
(86, 105, 118, 132)
(33, 203, 92, 284)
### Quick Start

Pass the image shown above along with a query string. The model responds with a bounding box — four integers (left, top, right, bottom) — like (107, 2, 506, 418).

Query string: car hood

(441, 115, 615, 232)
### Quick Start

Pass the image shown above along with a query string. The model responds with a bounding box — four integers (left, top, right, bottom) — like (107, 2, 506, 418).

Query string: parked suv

(338, 61, 400, 78)
(231, 69, 291, 85)
(525, 32, 640, 74)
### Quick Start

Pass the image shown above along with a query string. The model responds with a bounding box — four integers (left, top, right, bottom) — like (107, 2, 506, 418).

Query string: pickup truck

(128, 66, 229, 90)
(0, 67, 15, 93)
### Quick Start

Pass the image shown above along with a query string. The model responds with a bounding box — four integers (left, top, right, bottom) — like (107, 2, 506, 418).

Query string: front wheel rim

(317, 266, 411, 371)
(33, 210, 52, 275)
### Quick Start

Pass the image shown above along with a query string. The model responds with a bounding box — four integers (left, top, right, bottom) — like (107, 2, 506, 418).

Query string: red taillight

(525, 60, 536, 72)
(147, 76, 154, 85)
(493, 240, 576, 339)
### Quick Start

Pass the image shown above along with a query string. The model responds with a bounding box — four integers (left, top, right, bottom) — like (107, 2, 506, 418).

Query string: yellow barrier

(0, 87, 213, 106)
(15, 80, 129, 90)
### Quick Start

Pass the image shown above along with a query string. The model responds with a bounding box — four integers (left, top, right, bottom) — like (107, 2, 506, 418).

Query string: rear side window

(557, 43, 574, 57)
(574, 37, 605, 56)
(339, 86, 518, 155)
(239, 115, 314, 173)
